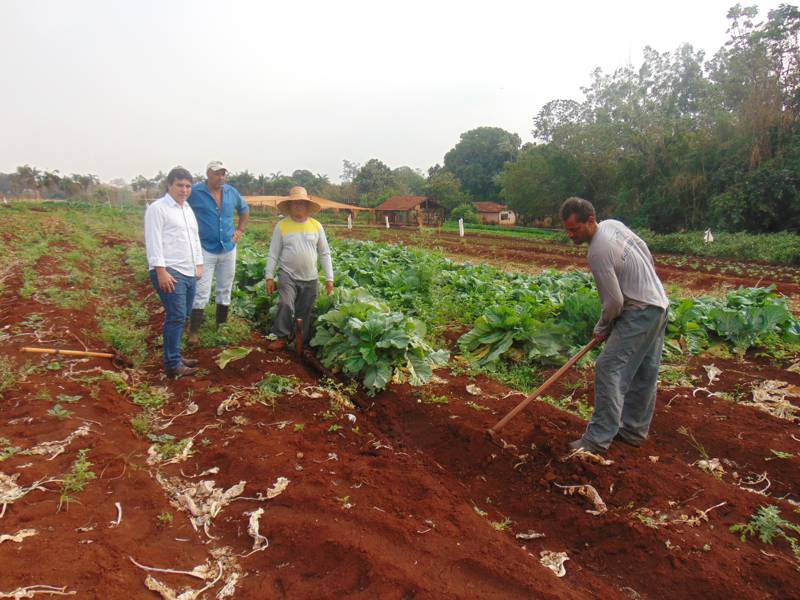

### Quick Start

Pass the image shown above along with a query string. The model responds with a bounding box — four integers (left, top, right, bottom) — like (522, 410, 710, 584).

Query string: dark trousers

(272, 270, 318, 346)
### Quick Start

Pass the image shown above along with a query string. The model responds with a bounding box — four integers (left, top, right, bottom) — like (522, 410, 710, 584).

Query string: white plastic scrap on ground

(155, 474, 289, 537)
(703, 364, 721, 386)
(155, 474, 246, 538)
(515, 530, 545, 540)
(465, 384, 482, 396)
(539, 550, 569, 577)
(0, 528, 37, 544)
(554, 483, 608, 515)
(694, 457, 725, 478)
(156, 402, 199, 430)
(561, 448, 614, 466)
(244, 508, 268, 554)
(262, 477, 290, 500)
(0, 472, 59, 518)
(747, 380, 800, 420)
(147, 439, 194, 466)
(132, 546, 242, 600)
(24, 425, 91, 460)
(0, 585, 76, 598)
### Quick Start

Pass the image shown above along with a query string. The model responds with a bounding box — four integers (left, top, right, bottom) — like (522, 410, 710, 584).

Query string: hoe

(486, 337, 601, 444)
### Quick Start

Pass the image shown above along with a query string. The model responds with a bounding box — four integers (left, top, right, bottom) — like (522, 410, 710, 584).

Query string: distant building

(473, 202, 516, 226)
(375, 196, 444, 226)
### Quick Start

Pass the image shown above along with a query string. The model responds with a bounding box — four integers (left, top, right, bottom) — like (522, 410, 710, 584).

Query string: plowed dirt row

(1, 208, 799, 599)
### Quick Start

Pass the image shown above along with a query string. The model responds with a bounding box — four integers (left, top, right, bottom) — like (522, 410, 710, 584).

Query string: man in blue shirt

(186, 160, 250, 343)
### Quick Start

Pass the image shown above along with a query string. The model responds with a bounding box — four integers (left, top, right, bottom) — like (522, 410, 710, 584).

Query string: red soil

(1, 225, 799, 599)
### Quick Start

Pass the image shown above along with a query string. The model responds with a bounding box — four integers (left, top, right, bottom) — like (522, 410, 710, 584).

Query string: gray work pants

(272, 270, 318, 345)
(583, 305, 668, 449)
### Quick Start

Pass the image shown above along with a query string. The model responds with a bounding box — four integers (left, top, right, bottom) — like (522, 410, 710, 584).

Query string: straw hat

(277, 186, 321, 215)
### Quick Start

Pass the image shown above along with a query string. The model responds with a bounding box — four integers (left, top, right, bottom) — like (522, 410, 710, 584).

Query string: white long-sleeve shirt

(587, 220, 668, 337)
(144, 193, 203, 277)
(265, 217, 334, 282)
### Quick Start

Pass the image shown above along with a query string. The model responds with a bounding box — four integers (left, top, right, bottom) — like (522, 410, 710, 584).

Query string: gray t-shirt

(265, 217, 334, 283)
(587, 219, 668, 337)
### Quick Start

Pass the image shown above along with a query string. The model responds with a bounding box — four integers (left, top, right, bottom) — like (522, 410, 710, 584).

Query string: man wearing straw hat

(186, 160, 249, 344)
(265, 186, 334, 351)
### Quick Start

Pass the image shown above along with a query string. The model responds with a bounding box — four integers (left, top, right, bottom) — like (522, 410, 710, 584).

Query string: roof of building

(375, 196, 441, 211)
(473, 201, 510, 213)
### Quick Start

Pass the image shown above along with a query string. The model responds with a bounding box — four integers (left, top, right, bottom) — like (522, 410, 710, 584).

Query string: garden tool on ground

(486, 337, 601, 445)
(21, 346, 134, 368)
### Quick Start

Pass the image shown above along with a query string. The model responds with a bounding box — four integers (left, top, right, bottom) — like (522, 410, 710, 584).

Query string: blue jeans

(149, 268, 196, 371)
(582, 306, 668, 450)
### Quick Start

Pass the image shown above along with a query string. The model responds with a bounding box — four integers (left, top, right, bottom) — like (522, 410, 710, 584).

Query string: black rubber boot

(216, 304, 229, 326)
(187, 308, 205, 345)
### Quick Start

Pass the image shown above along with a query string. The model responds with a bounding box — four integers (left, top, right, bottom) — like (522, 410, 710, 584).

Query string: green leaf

(215, 346, 254, 369)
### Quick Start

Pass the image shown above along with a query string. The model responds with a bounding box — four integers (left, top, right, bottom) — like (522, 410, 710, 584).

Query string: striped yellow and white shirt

(265, 217, 334, 282)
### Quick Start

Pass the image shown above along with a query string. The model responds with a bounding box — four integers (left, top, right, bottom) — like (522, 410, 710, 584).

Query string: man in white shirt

(144, 167, 204, 377)
(560, 196, 669, 453)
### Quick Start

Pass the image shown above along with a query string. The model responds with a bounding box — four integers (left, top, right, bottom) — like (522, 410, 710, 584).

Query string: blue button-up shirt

(188, 182, 249, 254)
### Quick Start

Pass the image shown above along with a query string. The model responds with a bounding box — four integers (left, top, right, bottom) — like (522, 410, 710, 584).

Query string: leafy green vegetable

(215, 346, 254, 369)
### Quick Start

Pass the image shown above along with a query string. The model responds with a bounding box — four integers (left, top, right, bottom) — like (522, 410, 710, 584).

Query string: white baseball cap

(206, 160, 228, 173)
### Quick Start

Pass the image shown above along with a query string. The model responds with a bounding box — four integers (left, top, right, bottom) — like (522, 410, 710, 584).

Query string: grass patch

(131, 384, 171, 410)
(147, 434, 192, 461)
(731, 505, 800, 567)
(59, 449, 96, 510)
(199, 312, 252, 348)
(481, 362, 542, 392)
(130, 413, 153, 437)
(659, 363, 694, 388)
(539, 394, 594, 420)
(253, 374, 299, 407)
(0, 356, 24, 397)
(97, 302, 150, 367)
(47, 404, 74, 420)
(0, 437, 21, 462)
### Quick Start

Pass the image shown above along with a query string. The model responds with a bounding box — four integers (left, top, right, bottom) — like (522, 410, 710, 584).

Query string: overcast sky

(0, 0, 789, 183)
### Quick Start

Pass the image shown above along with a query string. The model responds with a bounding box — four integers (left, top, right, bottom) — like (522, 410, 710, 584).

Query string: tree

(498, 144, 586, 221)
(341, 160, 360, 183)
(353, 158, 395, 203)
(10, 165, 40, 195)
(291, 169, 329, 194)
(227, 170, 258, 194)
(392, 166, 426, 195)
(423, 171, 465, 215)
(443, 127, 521, 199)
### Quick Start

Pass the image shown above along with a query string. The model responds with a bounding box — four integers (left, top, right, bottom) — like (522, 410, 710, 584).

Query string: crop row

(232, 239, 800, 393)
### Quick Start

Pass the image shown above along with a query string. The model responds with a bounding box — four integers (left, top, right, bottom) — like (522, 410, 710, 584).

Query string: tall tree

(353, 158, 395, 203)
(423, 171, 465, 215)
(443, 127, 521, 199)
(392, 166, 426, 195)
(498, 144, 586, 220)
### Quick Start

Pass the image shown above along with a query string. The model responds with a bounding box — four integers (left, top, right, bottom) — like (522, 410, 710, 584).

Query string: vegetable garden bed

(0, 203, 798, 598)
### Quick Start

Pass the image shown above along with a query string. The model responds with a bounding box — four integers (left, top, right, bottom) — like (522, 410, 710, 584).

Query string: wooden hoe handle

(488, 337, 602, 435)
(21, 347, 116, 359)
